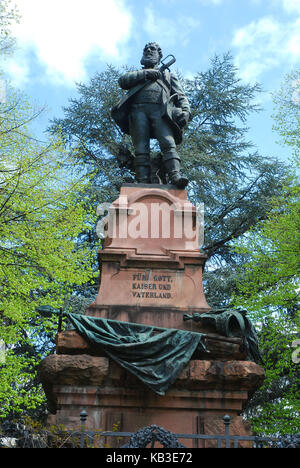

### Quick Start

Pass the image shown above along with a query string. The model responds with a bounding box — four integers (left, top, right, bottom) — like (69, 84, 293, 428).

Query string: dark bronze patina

(112, 42, 191, 188)
(183, 308, 263, 364)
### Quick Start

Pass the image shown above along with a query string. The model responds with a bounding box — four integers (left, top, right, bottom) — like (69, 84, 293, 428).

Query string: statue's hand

(176, 111, 190, 128)
(145, 69, 162, 81)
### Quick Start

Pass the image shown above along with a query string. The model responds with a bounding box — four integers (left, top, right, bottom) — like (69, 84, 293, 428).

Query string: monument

(38, 43, 265, 448)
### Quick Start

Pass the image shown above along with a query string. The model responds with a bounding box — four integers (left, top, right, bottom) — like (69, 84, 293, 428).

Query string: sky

(4, 0, 300, 165)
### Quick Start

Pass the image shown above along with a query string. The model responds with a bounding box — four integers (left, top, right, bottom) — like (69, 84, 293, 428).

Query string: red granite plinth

(91, 185, 211, 328)
(39, 355, 264, 448)
(38, 185, 265, 447)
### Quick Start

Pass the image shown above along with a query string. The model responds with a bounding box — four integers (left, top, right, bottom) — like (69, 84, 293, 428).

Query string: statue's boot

(135, 154, 151, 183)
(164, 158, 188, 189)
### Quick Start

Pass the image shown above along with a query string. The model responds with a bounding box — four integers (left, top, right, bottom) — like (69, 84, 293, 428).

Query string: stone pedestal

(92, 184, 210, 323)
(39, 353, 264, 448)
(39, 184, 265, 448)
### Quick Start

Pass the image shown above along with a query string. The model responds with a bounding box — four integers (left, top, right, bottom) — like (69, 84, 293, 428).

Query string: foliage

(0, 0, 19, 56)
(0, 414, 122, 448)
(232, 186, 300, 434)
(0, 84, 98, 418)
(233, 179, 299, 312)
(50, 53, 290, 307)
(272, 69, 300, 159)
(231, 70, 300, 435)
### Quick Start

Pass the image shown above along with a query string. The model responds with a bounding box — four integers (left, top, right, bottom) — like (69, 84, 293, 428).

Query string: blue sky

(5, 0, 300, 165)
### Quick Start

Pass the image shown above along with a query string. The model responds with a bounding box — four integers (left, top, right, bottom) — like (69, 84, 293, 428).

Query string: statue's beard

(141, 55, 159, 68)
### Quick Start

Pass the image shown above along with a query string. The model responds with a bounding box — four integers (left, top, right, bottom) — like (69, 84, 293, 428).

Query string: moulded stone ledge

(39, 354, 264, 395)
(52, 385, 249, 412)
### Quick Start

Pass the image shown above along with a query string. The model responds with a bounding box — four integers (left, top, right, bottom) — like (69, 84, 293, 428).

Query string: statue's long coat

(111, 69, 190, 145)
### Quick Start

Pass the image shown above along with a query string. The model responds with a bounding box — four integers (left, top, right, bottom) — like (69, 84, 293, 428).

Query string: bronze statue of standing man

(112, 42, 191, 188)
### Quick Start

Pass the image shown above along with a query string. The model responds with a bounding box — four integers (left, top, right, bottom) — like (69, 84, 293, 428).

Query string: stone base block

(93, 185, 211, 313)
(39, 355, 264, 448)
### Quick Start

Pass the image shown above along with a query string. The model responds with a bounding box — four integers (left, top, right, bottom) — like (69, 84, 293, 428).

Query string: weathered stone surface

(46, 382, 257, 448)
(40, 354, 264, 410)
(39, 354, 109, 386)
(202, 335, 247, 360)
(38, 354, 109, 414)
(55, 331, 91, 355)
(40, 355, 264, 396)
(175, 360, 265, 393)
(40, 354, 264, 447)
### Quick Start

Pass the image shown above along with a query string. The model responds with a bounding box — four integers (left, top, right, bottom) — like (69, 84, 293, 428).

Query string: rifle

(159, 54, 176, 73)
(111, 54, 177, 135)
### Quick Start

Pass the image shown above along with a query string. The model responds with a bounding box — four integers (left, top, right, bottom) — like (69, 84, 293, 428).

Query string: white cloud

(8, 0, 132, 84)
(5, 53, 30, 87)
(280, 0, 300, 14)
(143, 7, 177, 46)
(232, 15, 300, 82)
(143, 7, 200, 49)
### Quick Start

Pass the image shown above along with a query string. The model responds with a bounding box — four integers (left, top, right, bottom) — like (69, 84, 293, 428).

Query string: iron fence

(1, 411, 298, 448)
(63, 411, 289, 449)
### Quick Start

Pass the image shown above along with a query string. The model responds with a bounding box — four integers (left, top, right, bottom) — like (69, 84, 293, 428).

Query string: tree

(0, 84, 98, 418)
(0, 0, 19, 56)
(50, 53, 290, 307)
(232, 179, 299, 434)
(231, 71, 300, 435)
(272, 69, 300, 158)
(0, 0, 98, 419)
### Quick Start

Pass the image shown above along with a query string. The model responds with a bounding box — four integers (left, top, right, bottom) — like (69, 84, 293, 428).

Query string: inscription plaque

(132, 273, 173, 299)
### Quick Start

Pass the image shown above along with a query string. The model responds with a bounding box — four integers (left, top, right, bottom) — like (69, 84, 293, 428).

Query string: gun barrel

(160, 54, 176, 72)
